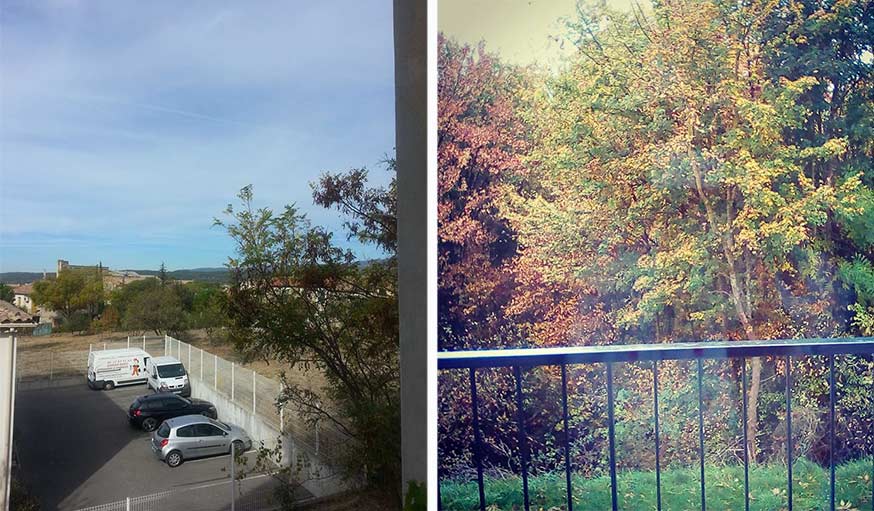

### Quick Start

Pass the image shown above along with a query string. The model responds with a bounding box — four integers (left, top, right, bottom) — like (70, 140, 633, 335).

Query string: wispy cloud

(0, 0, 396, 272)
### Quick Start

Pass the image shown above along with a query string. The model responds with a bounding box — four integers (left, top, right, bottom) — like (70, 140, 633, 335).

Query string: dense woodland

(438, 0, 874, 484)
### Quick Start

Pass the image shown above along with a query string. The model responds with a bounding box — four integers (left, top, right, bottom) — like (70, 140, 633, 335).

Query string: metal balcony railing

(437, 337, 874, 511)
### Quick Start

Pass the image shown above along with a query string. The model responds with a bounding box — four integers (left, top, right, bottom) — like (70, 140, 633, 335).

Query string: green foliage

(403, 481, 427, 511)
(0, 283, 14, 302)
(122, 282, 187, 335)
(92, 305, 121, 332)
(441, 458, 874, 511)
(839, 256, 874, 305)
(57, 311, 91, 333)
(219, 162, 400, 502)
(32, 268, 104, 320)
(108, 278, 226, 334)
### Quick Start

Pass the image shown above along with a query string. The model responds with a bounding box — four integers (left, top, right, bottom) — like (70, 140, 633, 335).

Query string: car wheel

(230, 440, 244, 455)
(166, 450, 183, 468)
(141, 417, 158, 432)
(103, 381, 115, 391)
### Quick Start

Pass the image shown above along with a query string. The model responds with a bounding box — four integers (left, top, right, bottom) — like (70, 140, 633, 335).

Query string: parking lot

(13, 381, 299, 510)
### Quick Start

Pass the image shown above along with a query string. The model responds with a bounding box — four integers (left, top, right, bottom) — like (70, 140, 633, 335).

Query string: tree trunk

(688, 127, 762, 462)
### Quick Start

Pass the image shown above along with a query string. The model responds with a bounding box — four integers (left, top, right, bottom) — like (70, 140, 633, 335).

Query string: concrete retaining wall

(191, 380, 349, 498)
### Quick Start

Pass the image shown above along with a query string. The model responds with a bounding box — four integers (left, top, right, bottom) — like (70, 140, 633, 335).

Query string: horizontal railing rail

(437, 337, 874, 368)
(437, 337, 874, 511)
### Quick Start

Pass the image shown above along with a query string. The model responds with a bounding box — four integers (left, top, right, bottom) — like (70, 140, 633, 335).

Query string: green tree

(217, 165, 400, 504)
(32, 268, 104, 321)
(122, 284, 187, 335)
(183, 282, 226, 329)
(158, 262, 168, 286)
(0, 283, 14, 303)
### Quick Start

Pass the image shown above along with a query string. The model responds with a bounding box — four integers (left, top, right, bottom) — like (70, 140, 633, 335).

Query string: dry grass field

(15, 329, 330, 401)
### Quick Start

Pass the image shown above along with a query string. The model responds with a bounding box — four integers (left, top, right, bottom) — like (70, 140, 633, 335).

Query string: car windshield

(156, 363, 185, 378)
(156, 423, 170, 438)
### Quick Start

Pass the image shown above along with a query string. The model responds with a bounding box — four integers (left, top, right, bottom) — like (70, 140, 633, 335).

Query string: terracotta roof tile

(13, 283, 33, 295)
(0, 300, 37, 324)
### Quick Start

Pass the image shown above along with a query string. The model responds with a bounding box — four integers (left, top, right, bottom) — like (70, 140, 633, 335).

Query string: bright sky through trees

(439, 0, 638, 66)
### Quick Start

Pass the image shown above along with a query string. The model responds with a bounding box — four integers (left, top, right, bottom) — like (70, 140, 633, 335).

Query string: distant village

(5, 259, 159, 327)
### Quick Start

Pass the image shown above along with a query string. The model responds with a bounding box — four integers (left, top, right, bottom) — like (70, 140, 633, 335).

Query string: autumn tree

(438, 35, 584, 350)
(508, 0, 868, 461)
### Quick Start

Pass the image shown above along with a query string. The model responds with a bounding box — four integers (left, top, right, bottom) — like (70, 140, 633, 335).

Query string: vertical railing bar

(786, 355, 793, 511)
(561, 364, 573, 511)
(607, 362, 618, 511)
(697, 358, 706, 511)
(653, 360, 662, 511)
(830, 354, 835, 511)
(469, 367, 486, 511)
(513, 365, 530, 511)
(742, 358, 750, 511)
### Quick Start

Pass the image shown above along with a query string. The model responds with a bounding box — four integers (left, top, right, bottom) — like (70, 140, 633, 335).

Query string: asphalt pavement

(13, 381, 289, 510)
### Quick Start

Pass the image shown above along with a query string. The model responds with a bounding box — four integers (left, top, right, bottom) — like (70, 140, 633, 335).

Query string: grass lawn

(441, 457, 874, 510)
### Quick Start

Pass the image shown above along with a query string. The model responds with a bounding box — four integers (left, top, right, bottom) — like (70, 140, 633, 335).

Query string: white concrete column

(0, 333, 19, 510)
(394, 0, 427, 495)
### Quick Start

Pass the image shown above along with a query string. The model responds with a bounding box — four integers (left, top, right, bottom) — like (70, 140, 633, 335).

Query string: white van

(146, 356, 191, 397)
(87, 348, 151, 391)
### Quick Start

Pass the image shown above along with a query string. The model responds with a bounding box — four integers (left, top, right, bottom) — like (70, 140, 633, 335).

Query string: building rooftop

(13, 283, 33, 296)
(0, 300, 37, 325)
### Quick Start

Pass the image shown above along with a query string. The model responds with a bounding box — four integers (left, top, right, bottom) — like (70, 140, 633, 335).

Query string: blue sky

(0, 0, 396, 272)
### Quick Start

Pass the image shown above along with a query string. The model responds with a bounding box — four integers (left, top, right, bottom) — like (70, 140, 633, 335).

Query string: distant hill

(1, 261, 393, 286)
(1, 267, 230, 285)
(0, 272, 55, 285)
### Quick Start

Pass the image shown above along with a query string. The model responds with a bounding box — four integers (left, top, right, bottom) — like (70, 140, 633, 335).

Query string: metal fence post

(103, 342, 107, 351)
(253, 371, 256, 414)
(127, 336, 130, 349)
(214, 354, 218, 389)
(49, 351, 54, 381)
(231, 363, 235, 401)
(89, 344, 92, 354)
(230, 442, 236, 511)
(279, 381, 285, 433)
(143, 336, 146, 351)
(200, 348, 204, 381)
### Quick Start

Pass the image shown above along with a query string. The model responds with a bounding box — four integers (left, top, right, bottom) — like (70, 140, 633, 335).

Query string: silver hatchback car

(151, 414, 252, 467)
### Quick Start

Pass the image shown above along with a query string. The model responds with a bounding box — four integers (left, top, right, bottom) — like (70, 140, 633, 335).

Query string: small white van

(87, 348, 151, 391)
(146, 356, 191, 397)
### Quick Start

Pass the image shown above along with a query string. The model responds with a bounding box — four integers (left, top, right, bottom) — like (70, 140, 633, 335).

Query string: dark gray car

(151, 414, 252, 467)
